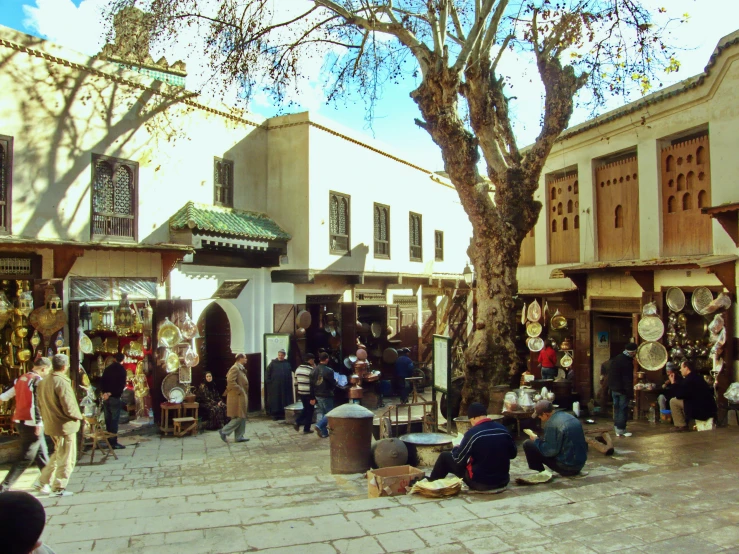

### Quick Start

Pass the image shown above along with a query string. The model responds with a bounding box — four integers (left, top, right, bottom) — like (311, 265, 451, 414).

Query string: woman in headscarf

(196, 372, 226, 430)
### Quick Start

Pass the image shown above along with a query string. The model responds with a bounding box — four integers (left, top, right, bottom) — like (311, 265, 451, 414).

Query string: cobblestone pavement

(3, 412, 739, 554)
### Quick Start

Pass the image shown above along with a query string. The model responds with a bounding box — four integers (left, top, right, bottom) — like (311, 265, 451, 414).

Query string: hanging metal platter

(550, 310, 568, 330)
(692, 287, 714, 315)
(161, 372, 179, 400)
(560, 352, 574, 368)
(526, 322, 543, 338)
(637, 315, 665, 342)
(527, 337, 544, 352)
(527, 300, 542, 322)
(665, 287, 686, 312)
(636, 341, 669, 371)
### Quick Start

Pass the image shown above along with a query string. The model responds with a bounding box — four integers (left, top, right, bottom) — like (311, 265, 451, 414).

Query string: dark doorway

(196, 303, 233, 394)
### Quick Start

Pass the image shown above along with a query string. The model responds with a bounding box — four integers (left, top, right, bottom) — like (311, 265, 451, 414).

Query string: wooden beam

(160, 251, 184, 284)
(707, 262, 736, 291)
(714, 212, 739, 247)
(53, 248, 84, 279)
(627, 271, 654, 292)
(568, 274, 587, 298)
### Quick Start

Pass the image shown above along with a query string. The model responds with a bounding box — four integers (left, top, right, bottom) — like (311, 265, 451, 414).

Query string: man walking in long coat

(219, 354, 249, 443)
(265, 348, 293, 420)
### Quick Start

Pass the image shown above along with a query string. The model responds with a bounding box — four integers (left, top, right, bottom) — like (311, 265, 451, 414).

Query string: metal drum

(400, 433, 453, 467)
(326, 403, 375, 474)
(372, 438, 409, 468)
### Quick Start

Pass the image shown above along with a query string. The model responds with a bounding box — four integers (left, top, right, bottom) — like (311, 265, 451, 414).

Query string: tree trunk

(411, 69, 541, 415)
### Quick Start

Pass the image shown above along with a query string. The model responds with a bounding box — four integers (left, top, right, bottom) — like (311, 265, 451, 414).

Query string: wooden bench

(172, 417, 197, 437)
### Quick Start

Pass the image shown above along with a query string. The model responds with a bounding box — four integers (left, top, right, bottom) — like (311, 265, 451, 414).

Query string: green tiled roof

(170, 202, 291, 242)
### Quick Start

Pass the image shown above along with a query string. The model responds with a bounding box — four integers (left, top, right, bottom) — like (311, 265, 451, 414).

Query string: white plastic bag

(724, 383, 739, 404)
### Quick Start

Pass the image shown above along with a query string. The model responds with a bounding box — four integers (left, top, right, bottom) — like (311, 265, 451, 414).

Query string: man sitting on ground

(523, 400, 588, 476)
(670, 359, 717, 432)
(428, 402, 517, 491)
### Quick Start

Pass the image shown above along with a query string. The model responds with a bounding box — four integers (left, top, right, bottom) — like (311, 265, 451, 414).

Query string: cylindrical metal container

(372, 438, 409, 468)
(400, 433, 453, 467)
(453, 416, 472, 435)
(327, 403, 374, 474)
(487, 385, 510, 415)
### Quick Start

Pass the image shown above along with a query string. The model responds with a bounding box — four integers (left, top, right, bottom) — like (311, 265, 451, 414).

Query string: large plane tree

(109, 0, 677, 408)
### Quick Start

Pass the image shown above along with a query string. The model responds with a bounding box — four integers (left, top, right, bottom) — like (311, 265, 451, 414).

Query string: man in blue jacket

(523, 400, 588, 476)
(428, 402, 517, 491)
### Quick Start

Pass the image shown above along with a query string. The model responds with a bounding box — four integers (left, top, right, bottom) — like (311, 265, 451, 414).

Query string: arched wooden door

(196, 303, 233, 393)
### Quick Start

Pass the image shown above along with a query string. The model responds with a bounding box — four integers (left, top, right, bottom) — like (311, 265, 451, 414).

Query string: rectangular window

(329, 191, 350, 254)
(91, 154, 138, 241)
(374, 203, 390, 258)
(214, 158, 234, 207)
(409, 212, 422, 261)
(0, 135, 12, 234)
(434, 230, 444, 261)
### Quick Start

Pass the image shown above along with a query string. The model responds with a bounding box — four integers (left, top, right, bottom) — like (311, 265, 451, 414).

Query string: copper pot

(349, 386, 364, 399)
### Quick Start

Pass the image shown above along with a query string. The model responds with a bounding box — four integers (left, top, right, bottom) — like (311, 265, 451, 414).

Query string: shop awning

(0, 238, 193, 282)
(550, 254, 737, 293)
(701, 202, 739, 247)
(271, 269, 465, 287)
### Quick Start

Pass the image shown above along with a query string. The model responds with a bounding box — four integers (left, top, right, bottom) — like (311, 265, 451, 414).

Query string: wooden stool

(83, 417, 118, 464)
(160, 403, 182, 435)
(182, 402, 199, 421)
(172, 417, 197, 437)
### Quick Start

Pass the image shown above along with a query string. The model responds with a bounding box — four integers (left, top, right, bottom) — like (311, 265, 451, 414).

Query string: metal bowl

(527, 337, 544, 352)
(636, 341, 668, 371)
(638, 315, 665, 342)
(691, 287, 714, 315)
(526, 322, 543, 338)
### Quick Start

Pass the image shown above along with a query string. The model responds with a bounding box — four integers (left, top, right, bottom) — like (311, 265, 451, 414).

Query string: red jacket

(538, 347, 557, 369)
(12, 372, 42, 424)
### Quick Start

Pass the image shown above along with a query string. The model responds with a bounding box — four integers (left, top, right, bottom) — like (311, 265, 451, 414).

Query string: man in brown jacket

(219, 354, 249, 444)
(37, 354, 83, 497)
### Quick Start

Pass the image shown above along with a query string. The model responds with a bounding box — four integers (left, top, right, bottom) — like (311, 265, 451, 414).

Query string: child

(0, 491, 56, 553)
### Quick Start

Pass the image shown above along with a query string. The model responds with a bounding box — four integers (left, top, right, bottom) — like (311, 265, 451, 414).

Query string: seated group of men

(429, 400, 587, 490)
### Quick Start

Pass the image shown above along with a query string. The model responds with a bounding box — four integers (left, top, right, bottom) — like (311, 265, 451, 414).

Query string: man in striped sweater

(293, 354, 319, 434)
(428, 402, 517, 491)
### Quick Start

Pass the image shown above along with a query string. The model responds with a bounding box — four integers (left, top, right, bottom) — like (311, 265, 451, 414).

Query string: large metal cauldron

(327, 403, 374, 474)
(400, 433, 453, 467)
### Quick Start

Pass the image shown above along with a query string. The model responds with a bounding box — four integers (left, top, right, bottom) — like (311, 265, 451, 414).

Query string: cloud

(23, 0, 109, 55)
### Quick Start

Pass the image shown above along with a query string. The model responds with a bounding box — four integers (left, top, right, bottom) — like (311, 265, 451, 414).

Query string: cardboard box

(367, 465, 425, 498)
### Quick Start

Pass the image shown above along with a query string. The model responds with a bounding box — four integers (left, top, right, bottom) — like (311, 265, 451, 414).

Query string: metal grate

(214, 158, 233, 207)
(92, 155, 137, 240)
(0, 257, 31, 275)
(434, 230, 444, 261)
(374, 204, 390, 258)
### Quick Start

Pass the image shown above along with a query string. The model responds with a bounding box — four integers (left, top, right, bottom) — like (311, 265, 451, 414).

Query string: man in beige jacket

(37, 354, 83, 497)
(219, 354, 249, 444)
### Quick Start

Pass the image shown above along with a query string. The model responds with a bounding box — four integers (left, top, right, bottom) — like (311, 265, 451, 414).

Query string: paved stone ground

(3, 410, 739, 554)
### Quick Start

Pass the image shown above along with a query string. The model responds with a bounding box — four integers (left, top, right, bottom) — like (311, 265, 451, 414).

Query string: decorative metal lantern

(142, 300, 153, 334)
(15, 290, 34, 318)
(45, 289, 62, 313)
(79, 303, 92, 331)
(115, 293, 134, 333)
(101, 305, 115, 330)
(0, 291, 11, 329)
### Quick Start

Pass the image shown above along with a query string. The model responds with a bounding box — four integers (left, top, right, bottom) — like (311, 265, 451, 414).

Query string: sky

(1, 0, 738, 171)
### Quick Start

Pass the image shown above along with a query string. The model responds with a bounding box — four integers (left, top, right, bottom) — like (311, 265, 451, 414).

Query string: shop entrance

(592, 313, 634, 404)
(197, 303, 233, 392)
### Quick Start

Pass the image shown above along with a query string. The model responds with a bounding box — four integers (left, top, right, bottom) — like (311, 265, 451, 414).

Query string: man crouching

(428, 402, 516, 491)
(523, 400, 588, 476)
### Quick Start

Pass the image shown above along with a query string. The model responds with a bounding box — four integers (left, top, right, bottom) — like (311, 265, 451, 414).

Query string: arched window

(667, 196, 677, 213)
(676, 174, 685, 191)
(615, 205, 624, 228)
(563, 217, 569, 231)
(409, 212, 423, 260)
(696, 146, 705, 164)
(557, 202, 563, 215)
(573, 180, 579, 194)
(550, 187, 556, 200)
(329, 192, 350, 253)
(682, 192, 692, 211)
(686, 171, 694, 190)
(374, 203, 390, 257)
(91, 155, 137, 240)
(551, 219, 557, 233)
(665, 155, 674, 172)
(698, 190, 708, 209)
(567, 200, 573, 214)
(574, 215, 579, 229)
